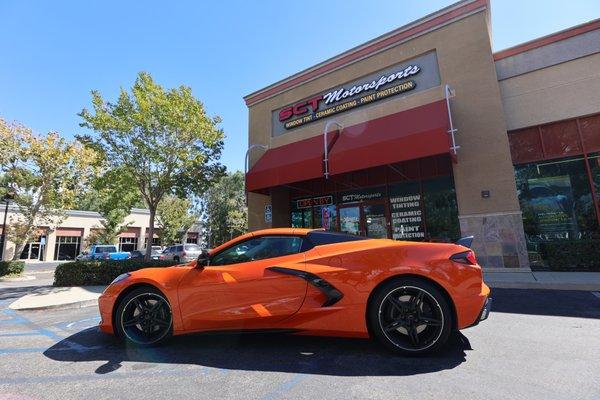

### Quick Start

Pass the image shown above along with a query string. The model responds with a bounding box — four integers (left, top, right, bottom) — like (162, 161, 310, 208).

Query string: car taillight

(104, 253, 110, 260)
(159, 255, 165, 260)
(450, 250, 478, 265)
(182, 252, 187, 257)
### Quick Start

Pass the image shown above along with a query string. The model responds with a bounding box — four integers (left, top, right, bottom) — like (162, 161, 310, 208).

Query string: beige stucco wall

(247, 9, 520, 225)
(499, 52, 600, 131)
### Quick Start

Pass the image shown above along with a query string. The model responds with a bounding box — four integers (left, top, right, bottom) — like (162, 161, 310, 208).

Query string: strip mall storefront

(244, 0, 600, 270)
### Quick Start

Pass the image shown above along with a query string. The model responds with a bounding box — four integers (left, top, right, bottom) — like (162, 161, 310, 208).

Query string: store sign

(272, 51, 440, 136)
(338, 187, 386, 203)
(390, 182, 424, 240)
(296, 195, 333, 209)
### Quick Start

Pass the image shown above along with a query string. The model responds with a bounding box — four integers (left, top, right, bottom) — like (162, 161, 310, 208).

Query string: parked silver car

(160, 244, 203, 263)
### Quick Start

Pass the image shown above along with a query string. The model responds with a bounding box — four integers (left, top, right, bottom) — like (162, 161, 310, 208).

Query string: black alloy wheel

(115, 288, 173, 346)
(369, 278, 452, 355)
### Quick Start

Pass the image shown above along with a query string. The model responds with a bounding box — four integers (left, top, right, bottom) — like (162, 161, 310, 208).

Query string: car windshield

(185, 244, 202, 251)
(96, 246, 117, 253)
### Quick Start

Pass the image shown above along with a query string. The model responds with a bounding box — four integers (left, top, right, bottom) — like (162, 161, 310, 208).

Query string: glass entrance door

(339, 203, 390, 238)
(364, 203, 388, 238)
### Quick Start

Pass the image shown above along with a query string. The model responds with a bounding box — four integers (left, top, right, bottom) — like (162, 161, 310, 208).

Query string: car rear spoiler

(456, 236, 474, 248)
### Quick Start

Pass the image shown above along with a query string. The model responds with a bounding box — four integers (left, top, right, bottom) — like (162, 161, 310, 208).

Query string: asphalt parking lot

(1, 284, 599, 400)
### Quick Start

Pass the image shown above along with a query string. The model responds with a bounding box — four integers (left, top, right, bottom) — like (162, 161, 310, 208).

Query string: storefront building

(0, 206, 202, 261)
(244, 0, 600, 270)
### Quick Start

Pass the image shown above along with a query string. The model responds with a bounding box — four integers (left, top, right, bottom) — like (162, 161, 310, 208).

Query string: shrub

(0, 261, 25, 277)
(53, 259, 181, 286)
(538, 240, 600, 271)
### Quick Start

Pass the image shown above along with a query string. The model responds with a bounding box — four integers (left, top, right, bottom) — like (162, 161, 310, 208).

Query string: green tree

(84, 168, 142, 246)
(0, 118, 97, 260)
(79, 72, 225, 260)
(202, 171, 247, 247)
(156, 196, 198, 246)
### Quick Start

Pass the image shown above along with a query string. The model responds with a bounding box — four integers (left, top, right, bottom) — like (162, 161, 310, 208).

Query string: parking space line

(261, 374, 307, 400)
(0, 347, 48, 355)
(0, 332, 40, 337)
(592, 291, 600, 300)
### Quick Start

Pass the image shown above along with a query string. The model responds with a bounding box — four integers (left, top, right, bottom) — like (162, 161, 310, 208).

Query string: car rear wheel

(368, 278, 452, 355)
(174, 256, 180, 263)
(114, 287, 172, 347)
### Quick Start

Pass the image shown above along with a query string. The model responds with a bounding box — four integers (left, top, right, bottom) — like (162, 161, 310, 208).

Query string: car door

(162, 246, 172, 260)
(177, 235, 308, 331)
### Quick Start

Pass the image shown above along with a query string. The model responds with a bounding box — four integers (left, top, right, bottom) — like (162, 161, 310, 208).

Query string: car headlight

(110, 273, 131, 285)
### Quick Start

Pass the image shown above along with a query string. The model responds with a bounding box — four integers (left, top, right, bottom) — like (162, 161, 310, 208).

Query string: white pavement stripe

(591, 291, 600, 300)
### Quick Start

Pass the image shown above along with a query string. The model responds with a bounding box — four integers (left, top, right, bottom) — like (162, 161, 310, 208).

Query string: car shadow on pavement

(44, 327, 471, 377)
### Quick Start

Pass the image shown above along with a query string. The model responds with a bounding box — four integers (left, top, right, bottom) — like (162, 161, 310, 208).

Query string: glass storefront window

(515, 156, 599, 243)
(389, 181, 424, 240)
(339, 206, 360, 235)
(313, 205, 337, 231)
(422, 176, 460, 242)
(54, 236, 81, 261)
(588, 152, 600, 205)
(291, 209, 312, 228)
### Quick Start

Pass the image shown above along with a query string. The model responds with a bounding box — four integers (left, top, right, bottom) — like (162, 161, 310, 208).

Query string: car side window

(210, 236, 303, 266)
(177, 245, 183, 252)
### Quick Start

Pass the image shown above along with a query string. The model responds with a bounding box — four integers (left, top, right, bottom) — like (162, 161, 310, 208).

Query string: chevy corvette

(98, 228, 491, 355)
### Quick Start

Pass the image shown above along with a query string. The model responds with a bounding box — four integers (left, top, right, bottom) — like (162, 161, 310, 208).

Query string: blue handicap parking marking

(1, 308, 63, 342)
(55, 316, 101, 331)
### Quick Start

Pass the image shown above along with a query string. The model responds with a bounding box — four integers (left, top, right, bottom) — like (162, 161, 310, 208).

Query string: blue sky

(1, 1, 598, 172)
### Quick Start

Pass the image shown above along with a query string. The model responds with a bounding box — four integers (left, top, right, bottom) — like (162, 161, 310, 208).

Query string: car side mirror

(196, 250, 210, 268)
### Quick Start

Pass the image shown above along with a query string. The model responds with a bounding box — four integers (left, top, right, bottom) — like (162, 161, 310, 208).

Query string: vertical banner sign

(526, 175, 577, 238)
(389, 182, 424, 240)
(264, 204, 272, 223)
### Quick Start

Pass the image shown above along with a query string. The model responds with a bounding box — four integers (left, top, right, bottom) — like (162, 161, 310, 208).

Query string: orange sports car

(98, 228, 491, 355)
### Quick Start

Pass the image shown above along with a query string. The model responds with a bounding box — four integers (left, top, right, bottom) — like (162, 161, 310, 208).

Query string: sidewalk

(8, 286, 106, 311)
(484, 271, 600, 291)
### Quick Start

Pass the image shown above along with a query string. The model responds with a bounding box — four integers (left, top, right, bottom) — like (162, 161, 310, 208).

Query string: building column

(138, 226, 146, 250)
(247, 191, 272, 231)
(270, 187, 291, 228)
(458, 211, 530, 270)
(44, 229, 57, 262)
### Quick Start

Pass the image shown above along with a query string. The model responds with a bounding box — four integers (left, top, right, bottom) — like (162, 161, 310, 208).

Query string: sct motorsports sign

(272, 51, 440, 137)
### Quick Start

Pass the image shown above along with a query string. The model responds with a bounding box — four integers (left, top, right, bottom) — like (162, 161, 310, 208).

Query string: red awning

(329, 100, 450, 175)
(246, 99, 450, 192)
(245, 135, 332, 193)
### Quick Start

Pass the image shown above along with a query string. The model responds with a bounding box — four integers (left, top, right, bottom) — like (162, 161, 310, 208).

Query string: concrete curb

(488, 282, 600, 291)
(10, 298, 101, 311)
(0, 274, 36, 282)
(9, 286, 106, 311)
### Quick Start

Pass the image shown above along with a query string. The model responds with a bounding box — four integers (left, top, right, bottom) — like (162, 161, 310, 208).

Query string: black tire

(368, 277, 453, 355)
(114, 287, 173, 347)
(174, 256, 180, 263)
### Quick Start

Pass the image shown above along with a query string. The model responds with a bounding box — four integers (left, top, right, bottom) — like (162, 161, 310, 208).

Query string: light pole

(323, 121, 343, 179)
(0, 191, 15, 261)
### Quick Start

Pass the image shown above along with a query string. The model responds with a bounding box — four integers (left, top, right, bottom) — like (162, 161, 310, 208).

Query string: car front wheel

(368, 278, 452, 355)
(114, 287, 173, 347)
